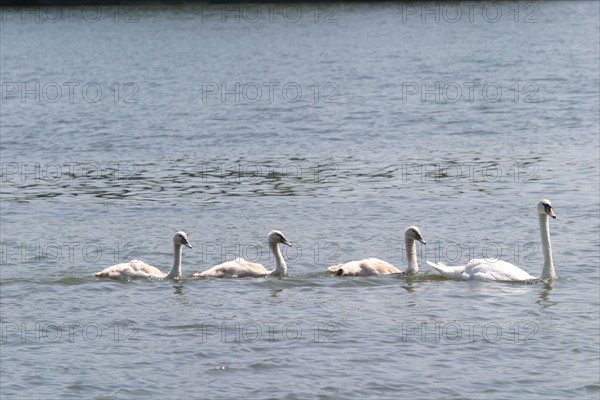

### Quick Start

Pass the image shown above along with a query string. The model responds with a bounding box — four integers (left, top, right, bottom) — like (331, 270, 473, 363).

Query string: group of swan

(94, 199, 557, 282)
(94, 230, 291, 280)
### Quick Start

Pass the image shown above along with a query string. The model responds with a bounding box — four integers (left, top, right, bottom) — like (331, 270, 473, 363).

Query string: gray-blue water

(1, 2, 599, 399)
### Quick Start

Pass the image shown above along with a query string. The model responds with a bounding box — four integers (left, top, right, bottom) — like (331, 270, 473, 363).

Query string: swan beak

(418, 238, 426, 245)
(183, 238, 192, 249)
(282, 239, 292, 247)
(544, 204, 556, 219)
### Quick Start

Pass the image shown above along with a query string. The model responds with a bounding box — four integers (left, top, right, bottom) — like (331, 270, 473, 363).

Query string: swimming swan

(94, 231, 192, 280)
(193, 230, 292, 278)
(328, 226, 426, 276)
(426, 199, 557, 281)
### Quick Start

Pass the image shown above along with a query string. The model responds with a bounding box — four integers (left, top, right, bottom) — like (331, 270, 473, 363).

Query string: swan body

(426, 259, 536, 281)
(94, 231, 192, 280)
(328, 258, 400, 276)
(194, 230, 291, 278)
(426, 199, 557, 281)
(329, 226, 426, 276)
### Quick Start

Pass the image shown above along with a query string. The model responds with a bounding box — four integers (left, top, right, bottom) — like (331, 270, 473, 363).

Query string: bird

(194, 230, 291, 278)
(328, 226, 426, 276)
(94, 231, 192, 280)
(426, 199, 557, 281)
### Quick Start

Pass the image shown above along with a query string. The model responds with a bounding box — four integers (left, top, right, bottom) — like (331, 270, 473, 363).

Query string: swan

(94, 231, 192, 280)
(328, 226, 426, 276)
(193, 230, 292, 278)
(426, 199, 557, 281)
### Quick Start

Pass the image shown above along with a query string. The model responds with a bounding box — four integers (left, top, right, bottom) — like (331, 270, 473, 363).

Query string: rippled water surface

(1, 2, 599, 399)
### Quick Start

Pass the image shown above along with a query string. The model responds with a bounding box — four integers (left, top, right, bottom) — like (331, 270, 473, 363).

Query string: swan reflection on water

(537, 281, 557, 308)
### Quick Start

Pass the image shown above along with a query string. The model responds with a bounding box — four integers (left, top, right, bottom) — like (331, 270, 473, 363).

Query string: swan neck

(270, 242, 287, 275)
(405, 238, 419, 273)
(539, 213, 555, 280)
(165, 243, 183, 279)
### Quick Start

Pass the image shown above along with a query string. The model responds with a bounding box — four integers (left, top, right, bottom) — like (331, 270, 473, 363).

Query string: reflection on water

(401, 284, 419, 293)
(173, 284, 185, 295)
(537, 281, 557, 308)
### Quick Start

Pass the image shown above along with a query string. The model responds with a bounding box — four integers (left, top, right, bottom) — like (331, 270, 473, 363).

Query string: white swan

(193, 230, 292, 278)
(328, 226, 426, 276)
(426, 199, 557, 281)
(94, 231, 192, 280)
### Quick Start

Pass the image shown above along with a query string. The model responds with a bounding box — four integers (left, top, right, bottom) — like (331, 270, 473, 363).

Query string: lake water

(1, 2, 599, 399)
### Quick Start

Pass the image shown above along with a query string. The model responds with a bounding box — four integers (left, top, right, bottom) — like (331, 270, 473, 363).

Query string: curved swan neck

(539, 213, 555, 280)
(405, 238, 419, 273)
(165, 243, 183, 279)
(270, 242, 287, 275)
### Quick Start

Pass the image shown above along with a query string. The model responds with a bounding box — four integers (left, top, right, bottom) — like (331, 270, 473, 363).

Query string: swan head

(538, 199, 556, 219)
(268, 230, 292, 246)
(173, 231, 192, 248)
(405, 226, 426, 244)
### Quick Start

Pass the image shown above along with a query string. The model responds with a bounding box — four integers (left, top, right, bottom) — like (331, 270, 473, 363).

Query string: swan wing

(427, 259, 536, 281)
(330, 258, 400, 276)
(94, 260, 165, 280)
(464, 259, 536, 281)
(426, 260, 468, 280)
(367, 258, 401, 274)
(329, 260, 371, 276)
(194, 259, 269, 278)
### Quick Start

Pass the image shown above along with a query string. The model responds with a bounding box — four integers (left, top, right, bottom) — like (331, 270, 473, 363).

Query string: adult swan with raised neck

(426, 200, 557, 281)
